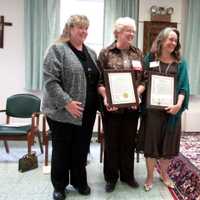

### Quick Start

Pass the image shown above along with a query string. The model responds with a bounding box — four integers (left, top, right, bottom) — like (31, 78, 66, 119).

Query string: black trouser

(102, 111, 139, 183)
(81, 108, 97, 155)
(47, 118, 86, 191)
(47, 109, 96, 192)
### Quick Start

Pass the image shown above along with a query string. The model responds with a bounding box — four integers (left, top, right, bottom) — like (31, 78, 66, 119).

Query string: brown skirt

(137, 109, 182, 159)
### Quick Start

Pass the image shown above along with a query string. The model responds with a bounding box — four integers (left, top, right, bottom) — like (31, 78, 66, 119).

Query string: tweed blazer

(42, 42, 99, 125)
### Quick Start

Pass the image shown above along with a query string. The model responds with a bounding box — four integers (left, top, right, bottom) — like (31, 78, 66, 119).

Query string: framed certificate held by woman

(104, 69, 139, 108)
(146, 71, 176, 109)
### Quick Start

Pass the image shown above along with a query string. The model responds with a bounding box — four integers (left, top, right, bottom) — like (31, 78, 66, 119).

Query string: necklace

(121, 49, 130, 68)
(158, 63, 172, 75)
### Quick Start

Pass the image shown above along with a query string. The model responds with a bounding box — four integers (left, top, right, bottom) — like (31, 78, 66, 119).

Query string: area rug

(167, 132, 200, 200)
(180, 132, 200, 170)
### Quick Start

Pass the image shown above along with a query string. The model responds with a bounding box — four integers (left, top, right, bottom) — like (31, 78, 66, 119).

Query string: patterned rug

(180, 132, 200, 170)
(167, 132, 200, 200)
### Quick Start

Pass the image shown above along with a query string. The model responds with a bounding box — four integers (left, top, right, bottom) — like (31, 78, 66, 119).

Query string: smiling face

(162, 30, 177, 54)
(115, 25, 135, 49)
(70, 25, 88, 45)
(114, 17, 136, 49)
(152, 27, 181, 61)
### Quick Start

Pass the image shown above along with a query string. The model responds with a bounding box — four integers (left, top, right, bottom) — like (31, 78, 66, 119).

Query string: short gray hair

(114, 17, 136, 33)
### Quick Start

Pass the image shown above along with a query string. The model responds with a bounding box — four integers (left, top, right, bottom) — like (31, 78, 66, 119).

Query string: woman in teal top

(138, 27, 190, 191)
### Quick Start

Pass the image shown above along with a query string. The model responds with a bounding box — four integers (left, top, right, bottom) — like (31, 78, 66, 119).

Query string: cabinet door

(143, 21, 177, 54)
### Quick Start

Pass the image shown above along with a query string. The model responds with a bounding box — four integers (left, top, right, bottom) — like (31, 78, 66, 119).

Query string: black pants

(102, 110, 139, 183)
(82, 108, 97, 155)
(47, 109, 96, 192)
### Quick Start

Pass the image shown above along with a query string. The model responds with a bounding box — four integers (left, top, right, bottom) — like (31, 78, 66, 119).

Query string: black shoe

(105, 182, 116, 193)
(121, 179, 139, 188)
(73, 184, 91, 195)
(53, 190, 65, 200)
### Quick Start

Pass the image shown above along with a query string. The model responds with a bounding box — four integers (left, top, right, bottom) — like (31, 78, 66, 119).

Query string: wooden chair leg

(100, 137, 104, 163)
(4, 140, 9, 153)
(44, 136, 49, 166)
(28, 139, 31, 154)
(42, 115, 49, 166)
(27, 131, 34, 154)
(37, 131, 44, 154)
(136, 151, 140, 163)
(97, 112, 104, 163)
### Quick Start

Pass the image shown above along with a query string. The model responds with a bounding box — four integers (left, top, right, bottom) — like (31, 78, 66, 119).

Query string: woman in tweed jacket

(42, 15, 100, 200)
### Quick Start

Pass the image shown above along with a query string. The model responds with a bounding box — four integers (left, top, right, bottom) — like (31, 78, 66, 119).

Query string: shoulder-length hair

(56, 15, 89, 43)
(150, 27, 181, 62)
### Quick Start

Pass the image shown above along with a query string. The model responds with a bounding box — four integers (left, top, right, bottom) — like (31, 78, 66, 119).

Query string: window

(60, 0, 104, 54)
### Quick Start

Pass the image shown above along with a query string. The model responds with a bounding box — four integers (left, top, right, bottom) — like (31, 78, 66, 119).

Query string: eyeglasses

(123, 29, 136, 35)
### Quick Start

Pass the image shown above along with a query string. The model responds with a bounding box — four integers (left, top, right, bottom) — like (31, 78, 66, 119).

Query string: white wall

(0, 0, 25, 109)
(182, 95, 200, 132)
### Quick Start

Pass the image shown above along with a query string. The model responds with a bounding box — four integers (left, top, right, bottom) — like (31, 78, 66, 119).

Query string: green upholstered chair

(0, 93, 43, 154)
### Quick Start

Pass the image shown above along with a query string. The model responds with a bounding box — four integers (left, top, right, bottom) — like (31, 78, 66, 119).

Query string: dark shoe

(53, 190, 65, 200)
(121, 179, 139, 188)
(105, 182, 116, 193)
(73, 184, 91, 195)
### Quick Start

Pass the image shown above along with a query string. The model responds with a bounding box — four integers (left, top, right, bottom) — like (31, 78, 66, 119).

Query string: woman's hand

(165, 104, 181, 115)
(165, 94, 184, 115)
(131, 95, 141, 110)
(104, 96, 118, 112)
(65, 101, 84, 118)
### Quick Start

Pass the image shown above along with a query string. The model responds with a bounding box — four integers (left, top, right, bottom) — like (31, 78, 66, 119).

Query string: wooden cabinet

(143, 21, 177, 54)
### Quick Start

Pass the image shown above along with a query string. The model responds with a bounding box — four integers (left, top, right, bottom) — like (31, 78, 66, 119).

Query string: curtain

(24, 0, 60, 90)
(184, 0, 200, 95)
(103, 0, 139, 47)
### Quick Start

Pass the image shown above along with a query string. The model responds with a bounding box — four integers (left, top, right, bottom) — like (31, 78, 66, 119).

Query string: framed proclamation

(104, 70, 139, 108)
(147, 72, 176, 109)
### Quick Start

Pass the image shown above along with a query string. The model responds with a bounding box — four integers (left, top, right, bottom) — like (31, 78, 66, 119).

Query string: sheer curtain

(24, 0, 60, 90)
(103, 0, 139, 47)
(184, 0, 200, 95)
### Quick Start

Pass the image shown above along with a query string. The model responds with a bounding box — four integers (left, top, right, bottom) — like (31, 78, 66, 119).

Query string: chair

(41, 114, 52, 174)
(42, 114, 49, 167)
(97, 112, 104, 163)
(0, 93, 43, 154)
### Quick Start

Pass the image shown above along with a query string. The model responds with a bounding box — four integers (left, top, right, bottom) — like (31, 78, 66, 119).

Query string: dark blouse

(68, 42, 99, 111)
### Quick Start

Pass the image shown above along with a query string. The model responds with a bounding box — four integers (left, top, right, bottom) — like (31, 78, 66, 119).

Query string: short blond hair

(67, 15, 89, 28)
(113, 17, 136, 35)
